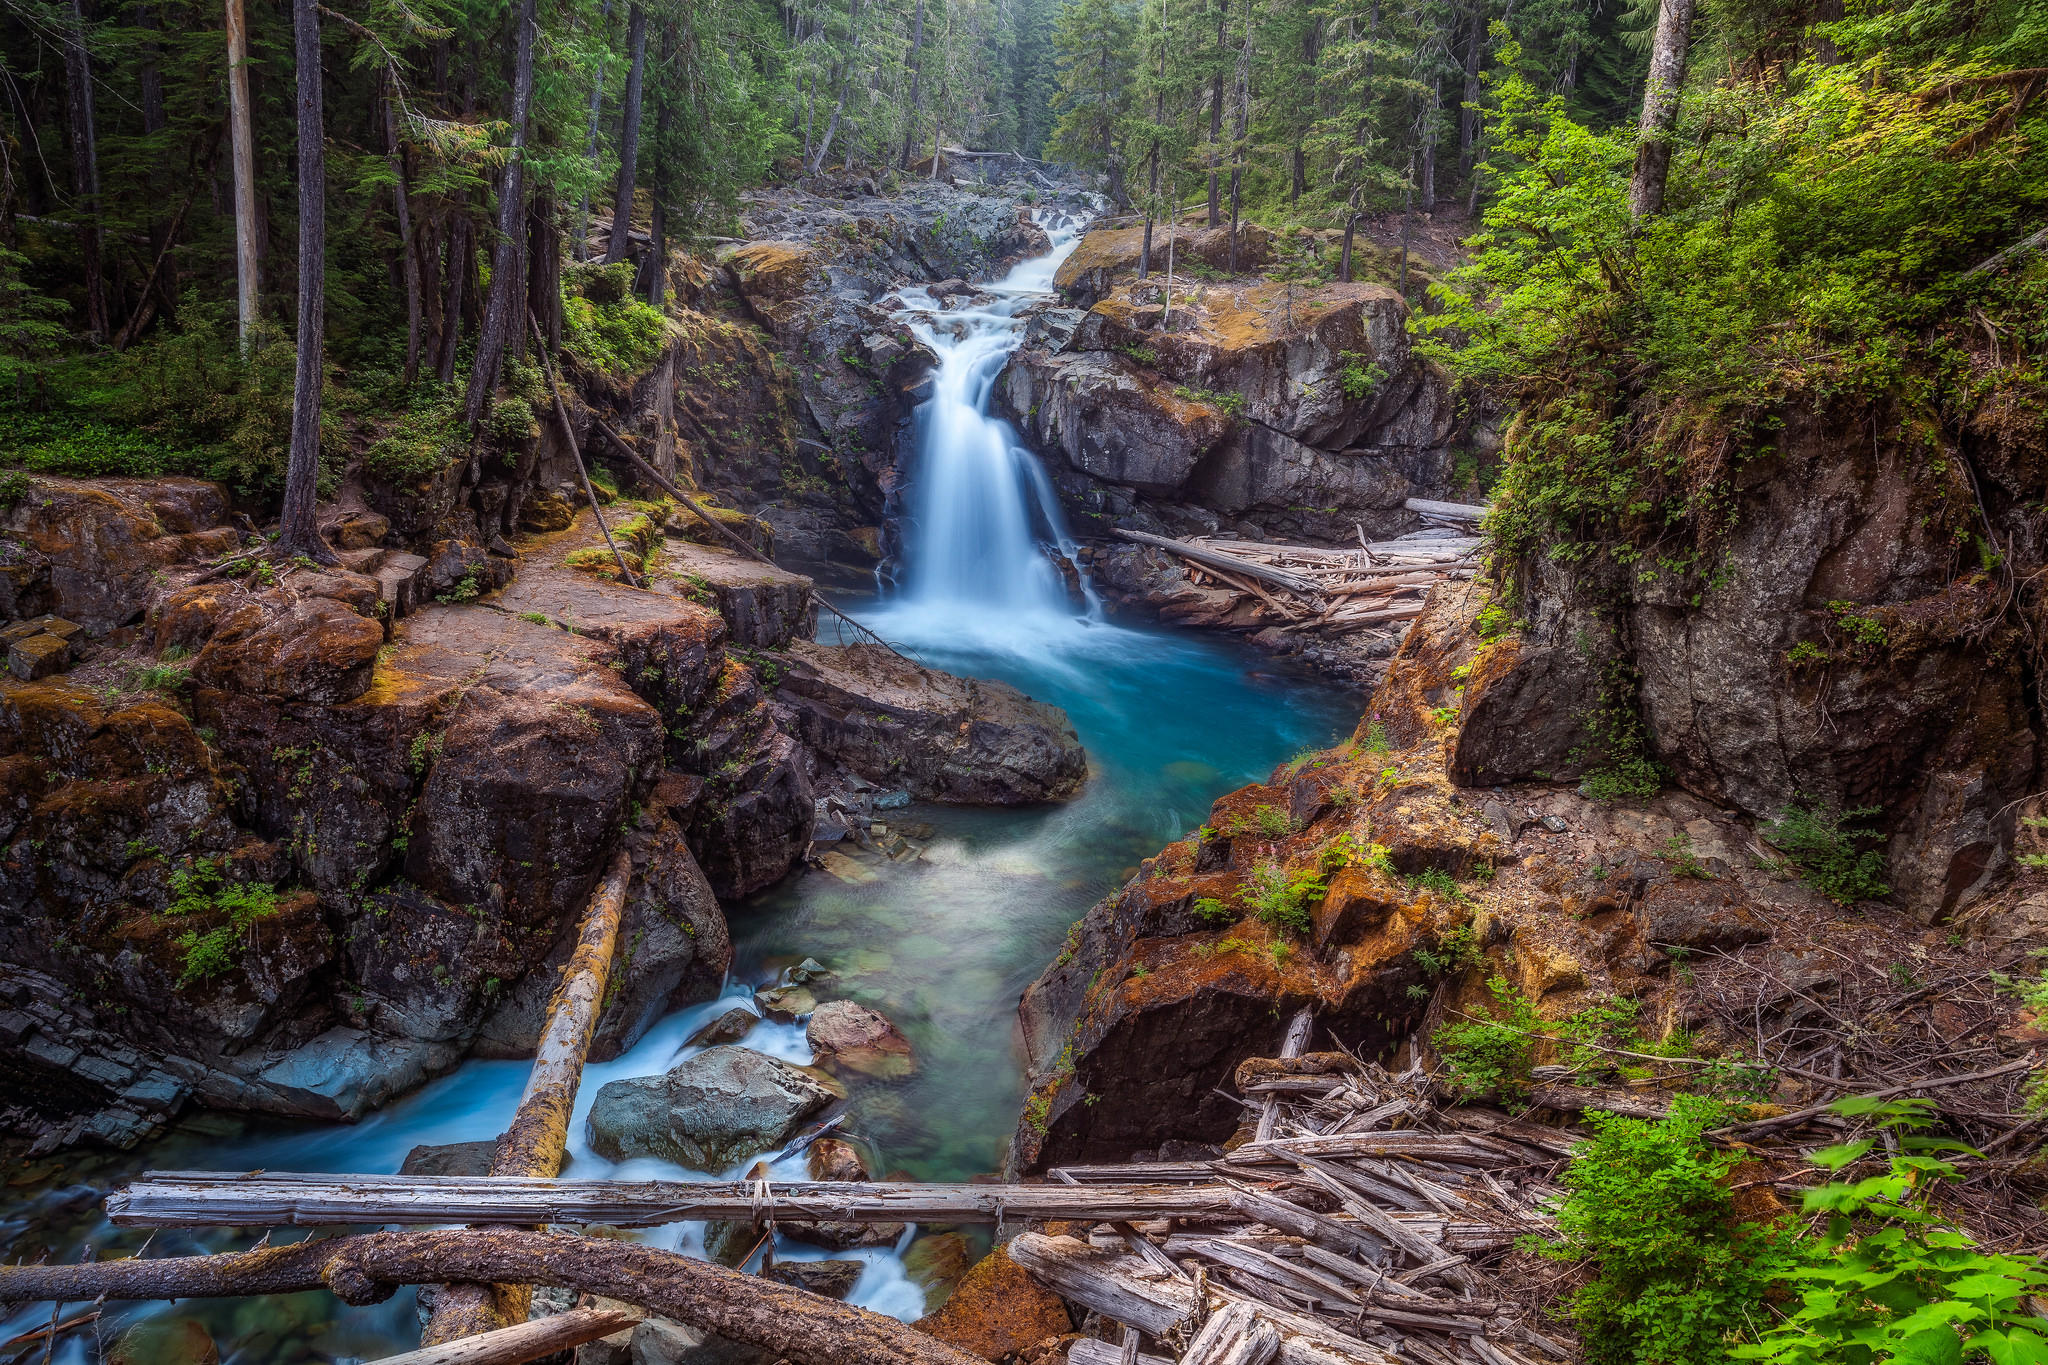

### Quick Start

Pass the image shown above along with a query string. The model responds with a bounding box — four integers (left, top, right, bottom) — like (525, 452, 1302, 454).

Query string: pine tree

(1047, 0, 1137, 198)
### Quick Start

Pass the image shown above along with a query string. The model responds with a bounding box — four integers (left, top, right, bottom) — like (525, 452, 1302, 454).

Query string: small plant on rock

(1767, 799, 1889, 904)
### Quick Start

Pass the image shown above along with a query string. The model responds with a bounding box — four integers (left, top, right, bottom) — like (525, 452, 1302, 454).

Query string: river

(0, 217, 1360, 1364)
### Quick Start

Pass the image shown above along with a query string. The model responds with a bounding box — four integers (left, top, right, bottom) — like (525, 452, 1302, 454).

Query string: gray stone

(688, 1006, 759, 1047)
(585, 1047, 834, 1172)
(762, 1258, 864, 1300)
(629, 1317, 774, 1365)
(400, 1139, 499, 1177)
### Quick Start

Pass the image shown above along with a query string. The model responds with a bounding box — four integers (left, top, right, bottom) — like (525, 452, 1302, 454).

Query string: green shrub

(562, 283, 675, 376)
(1545, 1095, 1798, 1365)
(365, 395, 466, 485)
(1767, 800, 1889, 904)
(1733, 1098, 2048, 1365)
(162, 858, 281, 988)
(1240, 860, 1325, 936)
(1192, 896, 1237, 927)
(1433, 974, 1541, 1098)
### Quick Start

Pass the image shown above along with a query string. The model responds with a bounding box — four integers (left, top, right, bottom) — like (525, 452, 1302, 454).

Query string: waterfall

(892, 217, 1090, 627)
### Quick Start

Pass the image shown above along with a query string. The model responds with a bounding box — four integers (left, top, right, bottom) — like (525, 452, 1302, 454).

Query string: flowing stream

(0, 222, 1360, 1364)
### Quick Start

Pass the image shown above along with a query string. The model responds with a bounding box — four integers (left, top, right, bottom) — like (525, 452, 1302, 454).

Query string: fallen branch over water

(0, 1230, 982, 1365)
(371, 1306, 639, 1365)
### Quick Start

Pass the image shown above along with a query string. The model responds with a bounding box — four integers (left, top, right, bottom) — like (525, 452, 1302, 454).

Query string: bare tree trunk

(1338, 211, 1356, 283)
(808, 1, 864, 179)
(644, 21, 674, 307)
(525, 193, 561, 353)
(1206, 0, 1224, 227)
(1456, 0, 1484, 179)
(436, 212, 471, 384)
(899, 0, 926, 168)
(603, 2, 646, 263)
(1627, 0, 1696, 223)
(0, 1231, 986, 1365)
(577, 0, 612, 260)
(385, 87, 423, 384)
(1226, 0, 1250, 272)
(63, 0, 107, 342)
(279, 0, 333, 563)
(1420, 79, 1439, 211)
(462, 0, 538, 424)
(226, 0, 259, 348)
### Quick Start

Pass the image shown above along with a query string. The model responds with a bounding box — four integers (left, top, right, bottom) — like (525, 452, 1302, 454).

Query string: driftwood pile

(1022, 1019, 1574, 1365)
(1118, 499, 1484, 636)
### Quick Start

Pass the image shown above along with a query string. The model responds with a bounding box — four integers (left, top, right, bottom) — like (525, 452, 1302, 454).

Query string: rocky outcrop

(1456, 404, 2040, 919)
(775, 641, 1087, 803)
(0, 477, 239, 632)
(584, 1045, 835, 1170)
(998, 259, 1463, 547)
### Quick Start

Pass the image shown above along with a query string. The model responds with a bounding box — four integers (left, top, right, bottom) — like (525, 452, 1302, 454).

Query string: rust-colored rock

(187, 594, 385, 704)
(915, 1246, 1072, 1362)
(0, 476, 238, 633)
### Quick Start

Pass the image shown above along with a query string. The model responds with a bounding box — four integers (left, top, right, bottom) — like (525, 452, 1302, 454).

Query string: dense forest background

(0, 0, 2043, 533)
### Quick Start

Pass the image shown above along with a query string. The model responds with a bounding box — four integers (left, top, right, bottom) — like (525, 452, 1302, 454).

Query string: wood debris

(1116, 499, 1485, 636)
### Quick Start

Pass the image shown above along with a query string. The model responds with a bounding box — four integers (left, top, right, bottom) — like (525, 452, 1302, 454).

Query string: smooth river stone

(805, 999, 916, 1079)
(584, 1046, 833, 1171)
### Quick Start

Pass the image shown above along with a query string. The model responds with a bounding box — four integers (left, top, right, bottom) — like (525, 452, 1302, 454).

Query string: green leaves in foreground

(1548, 1091, 2048, 1365)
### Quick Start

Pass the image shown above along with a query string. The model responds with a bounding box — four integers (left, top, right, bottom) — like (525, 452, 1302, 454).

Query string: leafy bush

(562, 281, 675, 376)
(1734, 1098, 2048, 1365)
(1433, 974, 1542, 1098)
(1767, 800, 1889, 904)
(1545, 1095, 1798, 1365)
(365, 395, 466, 485)
(1192, 896, 1238, 927)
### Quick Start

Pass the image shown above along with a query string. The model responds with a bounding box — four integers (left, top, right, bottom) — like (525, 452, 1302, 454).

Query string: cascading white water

(891, 218, 1093, 629)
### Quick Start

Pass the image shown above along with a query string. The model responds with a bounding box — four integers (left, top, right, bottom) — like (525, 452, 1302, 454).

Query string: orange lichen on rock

(916, 1246, 1072, 1361)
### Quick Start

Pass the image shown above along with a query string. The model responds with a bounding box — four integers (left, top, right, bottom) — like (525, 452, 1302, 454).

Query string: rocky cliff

(994, 220, 1476, 549)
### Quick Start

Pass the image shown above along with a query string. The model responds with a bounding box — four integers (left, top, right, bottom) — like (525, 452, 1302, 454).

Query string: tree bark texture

(463, 0, 538, 424)
(226, 0, 260, 347)
(0, 1230, 986, 1365)
(279, 0, 332, 562)
(1628, 0, 1696, 222)
(63, 0, 107, 341)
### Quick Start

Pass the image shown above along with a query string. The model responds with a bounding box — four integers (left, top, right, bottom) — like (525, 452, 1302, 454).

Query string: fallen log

(371, 1306, 639, 1365)
(1184, 1301, 1281, 1365)
(1527, 1084, 1672, 1120)
(1067, 1342, 1174, 1365)
(106, 1173, 1255, 1229)
(422, 849, 630, 1345)
(1256, 1010, 1316, 1142)
(1402, 498, 1487, 522)
(0, 1230, 982, 1365)
(1115, 530, 1323, 595)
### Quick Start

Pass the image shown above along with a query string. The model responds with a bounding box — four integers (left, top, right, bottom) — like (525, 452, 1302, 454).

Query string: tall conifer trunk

(63, 0, 107, 341)
(463, 0, 538, 424)
(1629, 0, 1696, 221)
(226, 0, 259, 348)
(280, 0, 333, 562)
(604, 2, 647, 263)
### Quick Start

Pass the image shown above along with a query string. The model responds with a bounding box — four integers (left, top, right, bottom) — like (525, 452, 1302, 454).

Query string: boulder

(689, 1005, 759, 1047)
(806, 999, 916, 1079)
(400, 1139, 498, 1176)
(915, 1246, 1072, 1361)
(659, 541, 815, 650)
(754, 984, 815, 1021)
(775, 642, 1087, 804)
(805, 1136, 871, 1181)
(903, 1231, 975, 1312)
(184, 592, 385, 704)
(0, 476, 238, 632)
(628, 1317, 773, 1365)
(584, 1046, 834, 1171)
(761, 1258, 865, 1299)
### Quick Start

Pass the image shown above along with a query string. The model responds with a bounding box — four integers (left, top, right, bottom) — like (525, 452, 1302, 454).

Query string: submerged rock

(776, 641, 1087, 804)
(585, 1046, 834, 1171)
(806, 999, 916, 1079)
(689, 1006, 759, 1047)
(762, 1258, 864, 1299)
(753, 984, 816, 1021)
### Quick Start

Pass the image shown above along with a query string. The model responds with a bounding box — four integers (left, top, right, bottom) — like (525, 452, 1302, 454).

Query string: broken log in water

(421, 848, 631, 1346)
